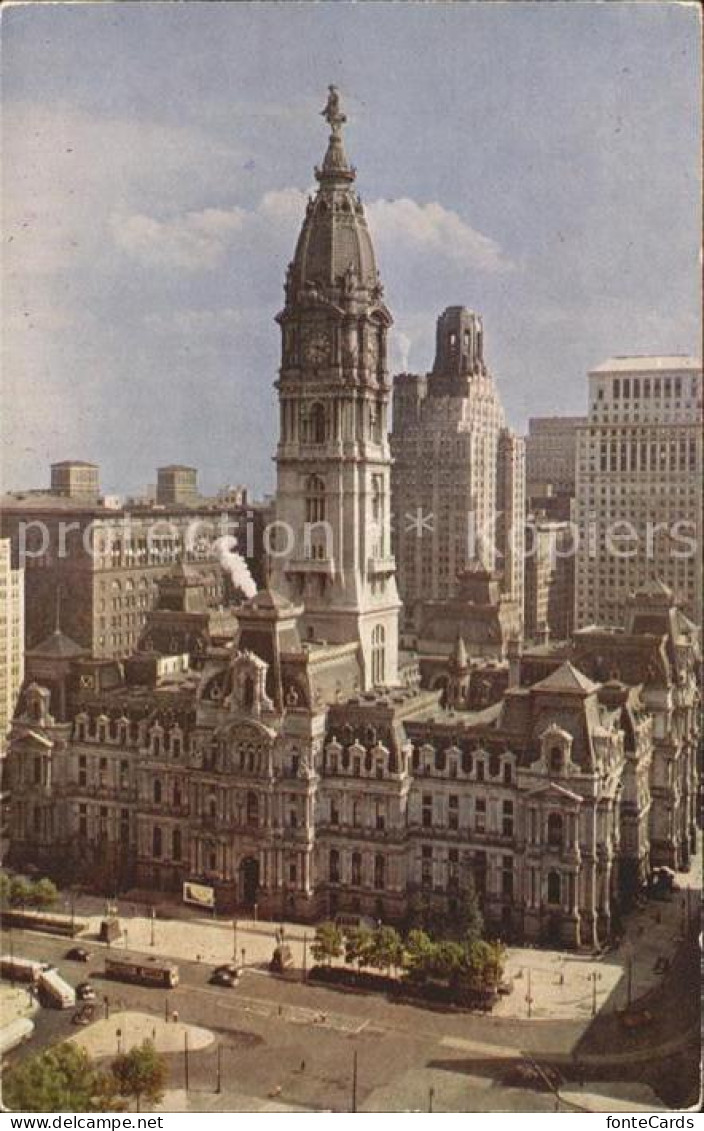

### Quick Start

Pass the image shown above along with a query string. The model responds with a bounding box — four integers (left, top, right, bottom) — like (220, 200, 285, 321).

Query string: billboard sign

(183, 881, 216, 909)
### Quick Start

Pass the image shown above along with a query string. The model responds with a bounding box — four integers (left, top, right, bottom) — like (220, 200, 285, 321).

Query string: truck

(0, 956, 46, 984)
(0, 1017, 35, 1056)
(38, 968, 76, 1009)
(105, 958, 179, 988)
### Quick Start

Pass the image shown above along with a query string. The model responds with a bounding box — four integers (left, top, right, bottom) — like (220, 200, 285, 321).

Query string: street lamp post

(525, 968, 533, 1018)
(150, 906, 156, 947)
(588, 971, 602, 1017)
(241, 947, 246, 971)
(302, 931, 308, 983)
(215, 1044, 222, 1094)
(428, 1087, 435, 1113)
(232, 919, 238, 963)
(351, 1049, 358, 1113)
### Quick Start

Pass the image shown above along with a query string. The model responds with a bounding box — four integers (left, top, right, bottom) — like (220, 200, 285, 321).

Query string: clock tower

(271, 87, 400, 688)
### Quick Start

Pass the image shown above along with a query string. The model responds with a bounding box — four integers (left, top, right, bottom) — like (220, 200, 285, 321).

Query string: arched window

(153, 779, 162, 805)
(329, 848, 340, 883)
(152, 826, 162, 858)
(305, 475, 326, 524)
(547, 871, 561, 905)
(371, 624, 386, 686)
(351, 851, 362, 886)
(173, 782, 182, 808)
(172, 828, 182, 862)
(547, 812, 564, 848)
(304, 402, 326, 444)
(246, 791, 259, 826)
(243, 676, 255, 711)
(208, 795, 218, 820)
(374, 854, 385, 890)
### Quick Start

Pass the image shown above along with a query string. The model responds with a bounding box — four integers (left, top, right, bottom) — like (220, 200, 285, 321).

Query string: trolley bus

(105, 958, 179, 988)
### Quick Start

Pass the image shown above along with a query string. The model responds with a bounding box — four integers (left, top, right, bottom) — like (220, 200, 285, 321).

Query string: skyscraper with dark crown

(271, 87, 400, 688)
(391, 306, 525, 635)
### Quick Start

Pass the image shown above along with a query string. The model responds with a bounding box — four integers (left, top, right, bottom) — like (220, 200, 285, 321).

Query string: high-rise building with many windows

(575, 356, 702, 629)
(0, 538, 24, 760)
(391, 306, 524, 632)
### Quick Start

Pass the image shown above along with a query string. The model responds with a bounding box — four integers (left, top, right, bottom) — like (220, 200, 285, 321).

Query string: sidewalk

(495, 846, 701, 1022)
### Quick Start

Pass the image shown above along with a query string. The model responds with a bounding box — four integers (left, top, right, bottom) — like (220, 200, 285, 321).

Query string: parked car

(209, 966, 240, 987)
(65, 947, 91, 963)
(76, 982, 96, 1001)
(71, 1003, 95, 1026)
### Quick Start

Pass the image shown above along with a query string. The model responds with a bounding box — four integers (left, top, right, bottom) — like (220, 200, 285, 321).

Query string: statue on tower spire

(321, 85, 346, 134)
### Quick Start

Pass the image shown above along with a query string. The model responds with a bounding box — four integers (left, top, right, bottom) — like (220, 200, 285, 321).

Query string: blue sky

(3, 1, 701, 497)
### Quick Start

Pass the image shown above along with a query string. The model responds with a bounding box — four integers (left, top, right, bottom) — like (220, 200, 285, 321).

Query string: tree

(368, 926, 403, 976)
(402, 929, 436, 983)
(111, 1040, 168, 1112)
(310, 921, 343, 968)
(3, 1044, 121, 1112)
(9, 876, 33, 909)
(0, 871, 10, 907)
(343, 926, 374, 972)
(30, 877, 59, 910)
(454, 879, 484, 946)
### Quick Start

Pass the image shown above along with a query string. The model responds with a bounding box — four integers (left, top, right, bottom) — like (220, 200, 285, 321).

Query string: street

(2, 916, 699, 1112)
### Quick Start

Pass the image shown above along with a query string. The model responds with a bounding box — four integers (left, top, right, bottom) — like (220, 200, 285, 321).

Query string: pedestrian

(172, 1010, 179, 1024)
(300, 1060, 306, 1073)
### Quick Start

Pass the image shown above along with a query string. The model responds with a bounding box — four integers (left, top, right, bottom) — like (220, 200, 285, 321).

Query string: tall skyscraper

(575, 356, 702, 629)
(391, 306, 524, 631)
(0, 538, 24, 759)
(270, 87, 400, 686)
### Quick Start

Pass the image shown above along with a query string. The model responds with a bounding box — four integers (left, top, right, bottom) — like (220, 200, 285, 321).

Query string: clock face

(79, 674, 95, 690)
(303, 330, 330, 366)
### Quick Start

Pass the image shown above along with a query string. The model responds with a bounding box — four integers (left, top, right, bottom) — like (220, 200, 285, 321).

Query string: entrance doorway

(240, 856, 259, 906)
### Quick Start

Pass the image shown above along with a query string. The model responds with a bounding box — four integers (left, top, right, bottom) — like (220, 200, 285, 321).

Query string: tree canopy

(3, 1043, 121, 1113)
(111, 1040, 168, 1112)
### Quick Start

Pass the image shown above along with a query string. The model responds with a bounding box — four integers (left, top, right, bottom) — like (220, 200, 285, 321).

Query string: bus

(0, 956, 47, 984)
(38, 968, 76, 1009)
(105, 958, 179, 988)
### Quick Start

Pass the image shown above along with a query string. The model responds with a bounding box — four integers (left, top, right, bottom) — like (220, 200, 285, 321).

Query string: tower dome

(285, 86, 381, 305)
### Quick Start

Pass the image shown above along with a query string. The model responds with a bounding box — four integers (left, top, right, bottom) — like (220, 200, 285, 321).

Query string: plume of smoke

(212, 535, 257, 600)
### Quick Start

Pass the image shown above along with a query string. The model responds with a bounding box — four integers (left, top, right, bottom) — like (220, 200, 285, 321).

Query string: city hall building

(6, 94, 700, 950)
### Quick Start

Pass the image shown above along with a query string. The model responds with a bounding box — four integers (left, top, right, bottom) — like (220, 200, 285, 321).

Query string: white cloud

(111, 207, 248, 270)
(367, 197, 514, 273)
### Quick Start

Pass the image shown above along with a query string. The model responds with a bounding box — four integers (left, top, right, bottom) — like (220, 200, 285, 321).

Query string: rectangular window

(448, 794, 459, 831)
(502, 800, 514, 837)
(475, 797, 486, 833)
(422, 793, 433, 828)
